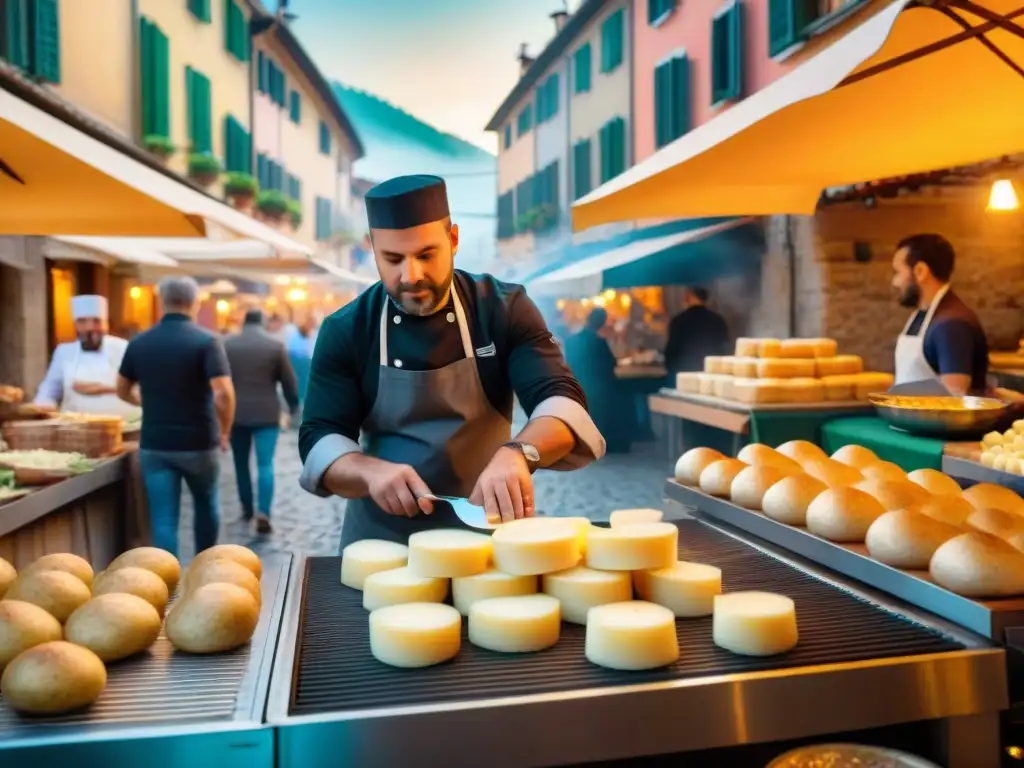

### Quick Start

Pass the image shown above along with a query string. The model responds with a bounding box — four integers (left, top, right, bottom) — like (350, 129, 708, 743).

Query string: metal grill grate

(289, 521, 964, 716)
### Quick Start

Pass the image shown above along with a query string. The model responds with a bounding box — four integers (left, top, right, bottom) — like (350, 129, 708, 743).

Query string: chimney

(551, 10, 568, 33)
(517, 43, 535, 77)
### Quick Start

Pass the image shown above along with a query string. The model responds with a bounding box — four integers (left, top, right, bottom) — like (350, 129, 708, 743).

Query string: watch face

(521, 443, 541, 463)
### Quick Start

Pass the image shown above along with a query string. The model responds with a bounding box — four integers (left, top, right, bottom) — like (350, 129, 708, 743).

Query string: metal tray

(869, 394, 1007, 438)
(664, 480, 1024, 641)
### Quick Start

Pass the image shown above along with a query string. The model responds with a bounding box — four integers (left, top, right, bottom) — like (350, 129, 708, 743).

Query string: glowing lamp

(987, 179, 1019, 212)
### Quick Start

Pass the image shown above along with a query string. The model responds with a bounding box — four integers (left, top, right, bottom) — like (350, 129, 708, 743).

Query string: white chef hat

(70, 294, 108, 321)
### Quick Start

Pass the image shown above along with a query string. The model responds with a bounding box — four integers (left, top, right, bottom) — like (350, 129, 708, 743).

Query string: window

(573, 43, 591, 94)
(319, 121, 331, 155)
(654, 53, 690, 149)
(315, 196, 333, 240)
(535, 161, 559, 211)
(600, 8, 624, 73)
(287, 174, 301, 202)
(188, 0, 210, 23)
(2, 0, 61, 82)
(516, 104, 532, 137)
(536, 73, 559, 124)
(258, 54, 286, 106)
(648, 0, 677, 25)
(257, 154, 283, 191)
(711, 1, 744, 105)
(497, 191, 515, 239)
(224, 0, 248, 62)
(572, 139, 592, 200)
(599, 117, 626, 183)
(289, 90, 301, 123)
(223, 115, 251, 173)
(185, 66, 212, 154)
(139, 17, 170, 138)
(515, 178, 532, 230)
(768, 0, 822, 57)
(503, 124, 512, 150)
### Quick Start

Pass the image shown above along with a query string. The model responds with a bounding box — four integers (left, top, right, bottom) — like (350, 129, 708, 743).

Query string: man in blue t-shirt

(891, 233, 989, 395)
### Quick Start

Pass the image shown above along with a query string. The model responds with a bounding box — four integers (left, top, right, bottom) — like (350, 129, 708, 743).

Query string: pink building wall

(253, 91, 284, 162)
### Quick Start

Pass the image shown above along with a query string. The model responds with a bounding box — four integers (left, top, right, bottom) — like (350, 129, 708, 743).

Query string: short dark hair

(896, 234, 956, 281)
(586, 307, 608, 331)
(688, 286, 709, 303)
(244, 309, 263, 325)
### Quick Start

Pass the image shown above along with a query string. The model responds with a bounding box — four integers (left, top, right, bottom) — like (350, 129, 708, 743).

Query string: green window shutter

(319, 121, 331, 155)
(549, 73, 559, 117)
(315, 197, 332, 240)
(224, 116, 235, 171)
(517, 105, 531, 137)
(3, 0, 30, 70)
(224, 115, 250, 173)
(671, 54, 690, 141)
(139, 18, 153, 136)
(287, 174, 301, 202)
(653, 60, 671, 149)
(289, 90, 300, 123)
(573, 139, 592, 200)
(140, 18, 170, 138)
(648, 0, 677, 25)
(225, 0, 248, 62)
(574, 43, 591, 93)
(30, 0, 61, 83)
(256, 153, 267, 188)
(601, 9, 624, 73)
(503, 124, 512, 149)
(188, 0, 211, 23)
(768, 0, 815, 57)
(536, 84, 546, 124)
(186, 67, 212, 153)
(257, 51, 267, 93)
(711, 2, 743, 105)
(613, 118, 626, 178)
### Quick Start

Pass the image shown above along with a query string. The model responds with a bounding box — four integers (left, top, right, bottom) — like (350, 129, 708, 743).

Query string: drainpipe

(130, 0, 140, 143)
(785, 215, 797, 337)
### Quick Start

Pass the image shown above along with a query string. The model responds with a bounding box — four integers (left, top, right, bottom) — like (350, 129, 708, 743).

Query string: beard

(78, 331, 103, 351)
(897, 277, 921, 308)
(387, 272, 453, 317)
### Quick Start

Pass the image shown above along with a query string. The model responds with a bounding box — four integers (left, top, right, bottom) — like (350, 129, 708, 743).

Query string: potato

(0, 600, 63, 669)
(6, 570, 91, 623)
(23, 553, 94, 589)
(166, 582, 260, 654)
(106, 547, 181, 592)
(190, 545, 262, 580)
(184, 558, 261, 605)
(93, 566, 169, 613)
(65, 593, 162, 662)
(1, 641, 107, 714)
(0, 557, 15, 599)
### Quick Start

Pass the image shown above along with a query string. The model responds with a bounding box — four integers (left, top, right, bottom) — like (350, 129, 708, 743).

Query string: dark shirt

(224, 324, 299, 427)
(119, 314, 231, 451)
(904, 288, 989, 392)
(664, 305, 731, 374)
(298, 271, 587, 462)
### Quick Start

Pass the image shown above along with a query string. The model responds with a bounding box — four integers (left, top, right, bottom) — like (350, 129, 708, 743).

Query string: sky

(282, 0, 584, 153)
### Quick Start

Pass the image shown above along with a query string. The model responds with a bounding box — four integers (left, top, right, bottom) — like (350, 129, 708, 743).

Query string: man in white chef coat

(34, 294, 141, 418)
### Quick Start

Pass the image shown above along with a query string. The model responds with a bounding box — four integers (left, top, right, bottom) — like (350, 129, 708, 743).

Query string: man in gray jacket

(224, 309, 300, 534)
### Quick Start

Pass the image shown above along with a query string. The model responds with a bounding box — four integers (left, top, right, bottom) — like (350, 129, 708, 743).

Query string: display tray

(665, 481, 1024, 641)
(941, 455, 1024, 496)
(658, 388, 873, 413)
(0, 553, 291, 749)
(282, 521, 962, 718)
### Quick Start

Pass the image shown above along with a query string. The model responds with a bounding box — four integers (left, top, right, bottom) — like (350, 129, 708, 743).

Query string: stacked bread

(342, 517, 799, 671)
(674, 442, 1024, 599)
(980, 420, 1024, 476)
(675, 337, 894, 405)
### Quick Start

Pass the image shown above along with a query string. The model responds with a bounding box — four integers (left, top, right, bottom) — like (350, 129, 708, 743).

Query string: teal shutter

(31, 0, 61, 83)
(601, 9, 624, 73)
(256, 153, 267, 188)
(186, 67, 212, 153)
(4, 0, 30, 70)
(601, 118, 625, 182)
(225, 0, 249, 62)
(517, 105, 531, 136)
(503, 124, 512, 149)
(549, 73, 559, 117)
(653, 60, 670, 149)
(315, 197, 333, 240)
(711, 2, 743, 105)
(188, 0, 211, 23)
(536, 84, 546, 124)
(140, 18, 170, 138)
(319, 121, 331, 155)
(573, 139, 591, 200)
(257, 51, 267, 92)
(648, 0, 676, 25)
(223, 115, 251, 172)
(768, 0, 815, 57)
(671, 54, 690, 140)
(287, 174, 301, 201)
(573, 43, 591, 93)
(289, 90, 300, 123)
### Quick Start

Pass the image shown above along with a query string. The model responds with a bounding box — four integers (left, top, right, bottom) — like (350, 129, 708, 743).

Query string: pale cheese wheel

(675, 371, 701, 393)
(830, 444, 879, 470)
(468, 594, 560, 653)
(610, 508, 664, 527)
(854, 478, 931, 512)
(362, 567, 449, 612)
(730, 464, 793, 511)
(860, 460, 907, 483)
(907, 468, 962, 498)
(699, 458, 748, 497)
(585, 523, 678, 571)
(407, 529, 492, 578)
(712, 592, 798, 657)
(369, 603, 461, 668)
(542, 566, 632, 624)
(635, 561, 722, 617)
(803, 457, 864, 489)
(585, 601, 679, 671)
(340, 539, 409, 590)
(734, 337, 760, 357)
(736, 444, 802, 474)
(761, 473, 828, 526)
(805, 487, 886, 543)
(966, 507, 1024, 540)
(918, 495, 975, 527)
(491, 518, 580, 576)
(963, 483, 1024, 517)
(451, 568, 537, 616)
(561, 517, 593, 555)
(929, 532, 1024, 597)
(865, 509, 961, 569)
(674, 447, 726, 486)
(775, 440, 827, 466)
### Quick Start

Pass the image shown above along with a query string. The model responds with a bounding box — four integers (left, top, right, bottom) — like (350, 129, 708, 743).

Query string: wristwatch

(504, 441, 541, 473)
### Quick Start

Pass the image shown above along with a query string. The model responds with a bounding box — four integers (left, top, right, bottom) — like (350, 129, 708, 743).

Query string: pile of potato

(0, 543, 262, 715)
(981, 419, 1024, 475)
(675, 441, 1024, 598)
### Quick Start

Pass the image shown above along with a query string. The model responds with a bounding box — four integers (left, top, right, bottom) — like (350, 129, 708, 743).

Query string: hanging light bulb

(987, 179, 1019, 212)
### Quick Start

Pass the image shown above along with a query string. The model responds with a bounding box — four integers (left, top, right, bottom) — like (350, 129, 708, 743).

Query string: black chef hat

(365, 175, 450, 230)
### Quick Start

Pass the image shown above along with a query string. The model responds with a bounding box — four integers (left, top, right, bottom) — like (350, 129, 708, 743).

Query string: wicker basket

(1, 419, 63, 452)
(56, 419, 123, 458)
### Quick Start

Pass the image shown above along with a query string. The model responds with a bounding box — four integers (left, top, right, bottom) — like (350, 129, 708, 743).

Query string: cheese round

(452, 569, 537, 616)
(831, 444, 879, 470)
(468, 594, 560, 653)
(340, 539, 409, 590)
(918, 495, 975, 527)
(585, 523, 678, 571)
(865, 509, 961, 569)
(609, 508, 664, 527)
(963, 483, 1024, 517)
(674, 447, 725, 486)
(966, 507, 1024, 540)
(730, 465, 792, 510)
(713, 592, 798, 656)
(407, 529, 493, 578)
(805, 487, 886, 543)
(930, 532, 1024, 597)
(860, 461, 907, 483)
(907, 469, 962, 498)
(585, 601, 679, 671)
(362, 567, 449, 612)
(775, 440, 828, 467)
(736, 444, 802, 475)
(561, 517, 593, 555)
(803, 457, 864, 489)
(543, 566, 633, 624)
(369, 603, 462, 668)
(491, 518, 580, 576)
(761, 473, 828, 525)
(854, 478, 931, 512)
(699, 459, 749, 497)
(636, 561, 722, 617)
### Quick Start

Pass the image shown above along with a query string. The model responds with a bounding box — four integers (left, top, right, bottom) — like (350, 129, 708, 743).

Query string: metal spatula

(420, 494, 500, 530)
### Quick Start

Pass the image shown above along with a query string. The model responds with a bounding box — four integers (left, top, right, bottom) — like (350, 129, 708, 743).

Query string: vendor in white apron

(297, 175, 606, 550)
(34, 294, 141, 418)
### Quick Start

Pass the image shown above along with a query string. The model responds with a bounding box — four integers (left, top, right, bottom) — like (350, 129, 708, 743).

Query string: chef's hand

(469, 446, 535, 523)
(365, 461, 435, 518)
(72, 381, 113, 396)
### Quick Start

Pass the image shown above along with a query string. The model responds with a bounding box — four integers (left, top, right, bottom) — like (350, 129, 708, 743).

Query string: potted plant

(255, 189, 290, 224)
(224, 172, 259, 209)
(143, 135, 175, 164)
(286, 198, 303, 230)
(187, 153, 222, 188)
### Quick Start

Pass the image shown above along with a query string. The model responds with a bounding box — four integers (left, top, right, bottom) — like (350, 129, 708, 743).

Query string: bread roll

(736, 444, 802, 475)
(23, 553, 94, 589)
(806, 487, 886, 543)
(0, 600, 63, 669)
(674, 447, 725, 486)
(860, 461, 907, 483)
(918, 495, 975, 527)
(775, 440, 827, 467)
(185, 557, 262, 605)
(191, 544, 262, 580)
(966, 507, 1024, 540)
(803, 457, 864, 489)
(698, 459, 748, 497)
(730, 465, 791, 511)
(64, 593, 162, 662)
(907, 469, 962, 498)
(830, 445, 879, 470)
(865, 509, 961, 569)
(0, 557, 15, 599)
(762, 474, 828, 525)
(93, 566, 169, 613)
(6, 570, 92, 623)
(930, 532, 1024, 597)
(854, 478, 931, 512)
(963, 483, 1024, 517)
(0, 641, 107, 714)
(107, 547, 181, 591)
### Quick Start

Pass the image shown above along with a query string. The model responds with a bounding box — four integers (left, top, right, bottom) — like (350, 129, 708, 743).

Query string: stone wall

(0, 237, 49, 392)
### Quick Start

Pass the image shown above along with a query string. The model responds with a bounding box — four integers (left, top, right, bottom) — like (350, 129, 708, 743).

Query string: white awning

(48, 236, 179, 267)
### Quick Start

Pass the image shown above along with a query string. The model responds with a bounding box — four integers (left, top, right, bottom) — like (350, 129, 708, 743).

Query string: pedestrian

(116, 276, 236, 558)
(663, 287, 730, 376)
(286, 316, 316, 407)
(563, 308, 629, 453)
(223, 309, 300, 534)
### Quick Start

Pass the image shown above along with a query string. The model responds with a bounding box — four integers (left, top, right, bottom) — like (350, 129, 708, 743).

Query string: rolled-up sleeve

(506, 289, 606, 468)
(298, 316, 365, 496)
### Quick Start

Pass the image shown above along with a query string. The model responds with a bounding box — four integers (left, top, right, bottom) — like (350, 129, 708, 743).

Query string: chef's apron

(894, 283, 951, 386)
(339, 287, 512, 550)
(62, 340, 141, 418)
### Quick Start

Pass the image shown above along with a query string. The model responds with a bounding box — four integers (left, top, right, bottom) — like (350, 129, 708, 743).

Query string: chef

(298, 174, 605, 549)
(34, 294, 141, 418)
